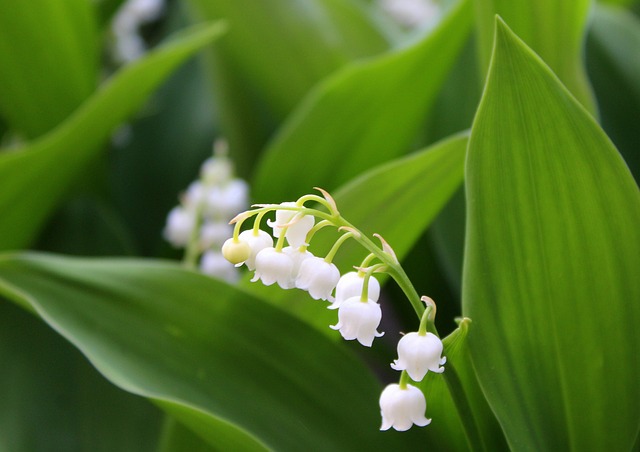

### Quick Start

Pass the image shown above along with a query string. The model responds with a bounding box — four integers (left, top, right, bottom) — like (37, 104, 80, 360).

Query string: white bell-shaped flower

(251, 247, 294, 289)
(329, 271, 381, 309)
(330, 296, 383, 347)
(283, 246, 313, 280)
(295, 256, 340, 301)
(266, 202, 315, 247)
(379, 383, 431, 431)
(164, 206, 195, 247)
(390, 332, 446, 381)
(200, 251, 238, 283)
(237, 229, 273, 270)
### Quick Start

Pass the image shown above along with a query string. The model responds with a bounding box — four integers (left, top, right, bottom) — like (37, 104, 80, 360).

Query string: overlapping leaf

(186, 0, 391, 165)
(474, 0, 596, 112)
(0, 0, 98, 137)
(253, 0, 472, 201)
(0, 22, 226, 252)
(464, 18, 640, 450)
(0, 254, 424, 451)
(586, 4, 640, 181)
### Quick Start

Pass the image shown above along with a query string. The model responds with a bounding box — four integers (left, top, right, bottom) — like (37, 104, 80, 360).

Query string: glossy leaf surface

(464, 19, 640, 450)
(0, 254, 422, 451)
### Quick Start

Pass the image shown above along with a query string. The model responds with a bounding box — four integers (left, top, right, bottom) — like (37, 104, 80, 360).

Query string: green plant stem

(183, 205, 204, 270)
(440, 360, 486, 452)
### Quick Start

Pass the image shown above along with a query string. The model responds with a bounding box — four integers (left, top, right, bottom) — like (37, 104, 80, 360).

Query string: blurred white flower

(251, 247, 295, 289)
(204, 180, 249, 219)
(200, 251, 239, 283)
(379, 383, 431, 431)
(390, 332, 446, 381)
(295, 256, 340, 301)
(200, 222, 233, 249)
(330, 296, 383, 346)
(111, 0, 165, 63)
(379, 0, 440, 29)
(329, 271, 380, 310)
(164, 206, 195, 247)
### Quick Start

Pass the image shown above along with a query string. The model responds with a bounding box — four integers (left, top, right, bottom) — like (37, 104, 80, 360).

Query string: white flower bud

(295, 256, 340, 301)
(238, 229, 273, 270)
(164, 206, 195, 247)
(200, 251, 238, 283)
(390, 332, 446, 381)
(379, 383, 431, 431)
(329, 271, 381, 309)
(251, 247, 295, 289)
(221, 238, 251, 265)
(266, 202, 315, 247)
(330, 296, 383, 347)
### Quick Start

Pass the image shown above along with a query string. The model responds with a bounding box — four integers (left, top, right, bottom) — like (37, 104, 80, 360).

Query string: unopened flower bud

(222, 238, 251, 265)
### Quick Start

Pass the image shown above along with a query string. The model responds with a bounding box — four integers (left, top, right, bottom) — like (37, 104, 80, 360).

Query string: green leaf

(0, 0, 98, 137)
(418, 319, 508, 452)
(253, 0, 473, 202)
(0, 253, 423, 451)
(464, 18, 640, 450)
(586, 4, 640, 181)
(473, 0, 597, 112)
(186, 0, 391, 164)
(0, 22, 226, 252)
(0, 302, 162, 452)
(245, 132, 467, 334)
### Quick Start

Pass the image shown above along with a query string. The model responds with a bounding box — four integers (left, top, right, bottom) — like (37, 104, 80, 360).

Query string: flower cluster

(111, 0, 165, 63)
(222, 188, 447, 431)
(164, 140, 248, 282)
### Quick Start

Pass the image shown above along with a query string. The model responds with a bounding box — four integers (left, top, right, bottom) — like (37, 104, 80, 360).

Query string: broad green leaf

(0, 0, 98, 137)
(186, 0, 391, 165)
(586, 4, 640, 181)
(464, 18, 640, 450)
(0, 22, 226, 252)
(473, 0, 597, 112)
(253, 0, 472, 202)
(156, 417, 216, 452)
(0, 254, 423, 451)
(0, 302, 162, 452)
(244, 132, 467, 334)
